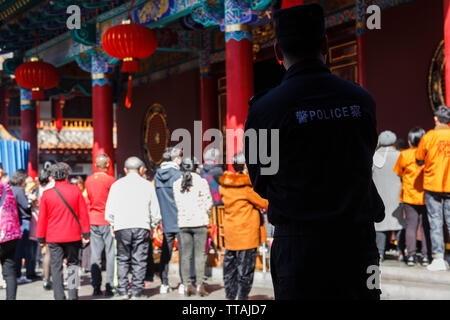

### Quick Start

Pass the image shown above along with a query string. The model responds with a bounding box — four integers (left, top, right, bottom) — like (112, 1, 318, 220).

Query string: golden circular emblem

(428, 40, 446, 112)
(142, 104, 169, 166)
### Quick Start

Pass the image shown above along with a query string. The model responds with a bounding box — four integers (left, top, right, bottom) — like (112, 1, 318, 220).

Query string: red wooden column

(92, 72, 114, 176)
(200, 76, 216, 138)
(20, 88, 38, 178)
(199, 31, 217, 152)
(445, 0, 450, 103)
(224, 23, 254, 170)
(356, 0, 366, 88)
(356, 35, 366, 88)
(52, 95, 64, 133)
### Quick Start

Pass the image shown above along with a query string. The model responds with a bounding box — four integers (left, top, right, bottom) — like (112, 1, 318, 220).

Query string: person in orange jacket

(219, 152, 268, 300)
(416, 105, 450, 271)
(393, 127, 431, 267)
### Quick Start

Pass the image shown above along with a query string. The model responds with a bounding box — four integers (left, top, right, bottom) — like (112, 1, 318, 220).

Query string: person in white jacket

(105, 156, 161, 300)
(173, 157, 213, 297)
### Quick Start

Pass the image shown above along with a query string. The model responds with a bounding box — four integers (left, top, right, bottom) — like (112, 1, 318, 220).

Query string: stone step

(380, 262, 450, 300)
(381, 279, 450, 300)
(380, 264, 450, 286)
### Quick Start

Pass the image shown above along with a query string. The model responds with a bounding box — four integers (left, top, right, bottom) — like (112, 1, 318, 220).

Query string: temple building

(0, 0, 446, 178)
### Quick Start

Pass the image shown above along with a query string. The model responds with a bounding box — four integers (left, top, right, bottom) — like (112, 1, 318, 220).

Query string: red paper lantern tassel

(125, 74, 133, 108)
(54, 96, 64, 133)
(31, 88, 44, 100)
(121, 58, 139, 73)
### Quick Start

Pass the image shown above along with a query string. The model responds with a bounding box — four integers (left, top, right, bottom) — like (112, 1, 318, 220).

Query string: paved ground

(0, 268, 274, 300)
(3, 252, 448, 300)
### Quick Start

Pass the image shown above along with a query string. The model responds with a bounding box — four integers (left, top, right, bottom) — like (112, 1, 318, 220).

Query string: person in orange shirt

(416, 105, 450, 271)
(394, 127, 431, 267)
(219, 153, 268, 300)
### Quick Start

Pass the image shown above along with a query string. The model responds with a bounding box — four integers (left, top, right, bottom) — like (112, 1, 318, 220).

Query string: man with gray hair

(200, 148, 224, 206)
(105, 156, 161, 299)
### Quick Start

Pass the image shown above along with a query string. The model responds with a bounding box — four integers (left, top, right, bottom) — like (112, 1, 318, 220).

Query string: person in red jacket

(84, 154, 116, 297)
(37, 162, 90, 300)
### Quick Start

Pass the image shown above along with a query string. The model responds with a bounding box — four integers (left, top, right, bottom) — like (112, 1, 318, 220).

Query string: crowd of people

(373, 105, 450, 271)
(0, 147, 269, 300)
(0, 102, 449, 300)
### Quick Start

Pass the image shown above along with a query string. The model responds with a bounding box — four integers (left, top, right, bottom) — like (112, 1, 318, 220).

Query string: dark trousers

(223, 248, 257, 300)
(48, 241, 81, 300)
(90, 225, 115, 289)
(404, 204, 431, 257)
(115, 228, 149, 296)
(15, 219, 36, 278)
(375, 230, 405, 256)
(0, 239, 18, 300)
(160, 232, 183, 285)
(145, 240, 154, 282)
(271, 220, 381, 300)
(179, 227, 207, 286)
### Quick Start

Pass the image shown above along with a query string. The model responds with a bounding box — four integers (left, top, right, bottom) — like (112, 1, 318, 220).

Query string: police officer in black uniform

(244, 3, 385, 300)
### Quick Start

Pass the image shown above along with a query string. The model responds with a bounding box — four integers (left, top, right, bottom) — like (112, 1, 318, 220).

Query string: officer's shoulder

(248, 88, 271, 107)
(330, 74, 375, 105)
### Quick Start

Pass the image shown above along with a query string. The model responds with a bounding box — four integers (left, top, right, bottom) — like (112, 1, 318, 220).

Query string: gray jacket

(372, 146, 405, 232)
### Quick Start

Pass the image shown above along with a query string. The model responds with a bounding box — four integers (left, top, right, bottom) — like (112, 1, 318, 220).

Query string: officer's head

(434, 105, 450, 125)
(273, 3, 327, 70)
(407, 127, 426, 148)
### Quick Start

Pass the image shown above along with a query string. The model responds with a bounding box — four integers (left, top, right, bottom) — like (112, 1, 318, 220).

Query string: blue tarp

(0, 140, 29, 178)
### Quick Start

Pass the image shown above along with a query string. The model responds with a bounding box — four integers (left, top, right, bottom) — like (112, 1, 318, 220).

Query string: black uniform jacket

(244, 58, 385, 226)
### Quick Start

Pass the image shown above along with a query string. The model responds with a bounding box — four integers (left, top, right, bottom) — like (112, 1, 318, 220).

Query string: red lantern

(101, 20, 158, 108)
(15, 57, 60, 100)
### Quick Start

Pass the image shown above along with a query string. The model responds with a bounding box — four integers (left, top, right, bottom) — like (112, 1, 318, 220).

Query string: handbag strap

(53, 187, 82, 233)
(0, 184, 7, 209)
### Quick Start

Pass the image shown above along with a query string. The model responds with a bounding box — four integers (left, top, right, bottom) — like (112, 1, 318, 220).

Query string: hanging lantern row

(14, 57, 60, 101)
(101, 15, 158, 108)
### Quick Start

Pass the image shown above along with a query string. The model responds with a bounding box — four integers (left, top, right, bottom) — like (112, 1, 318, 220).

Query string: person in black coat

(244, 3, 385, 300)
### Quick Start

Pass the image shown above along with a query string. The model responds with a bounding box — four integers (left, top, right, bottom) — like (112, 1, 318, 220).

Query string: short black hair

(394, 138, 408, 151)
(435, 105, 450, 124)
(408, 127, 426, 147)
(38, 168, 50, 186)
(10, 169, 28, 186)
(49, 162, 71, 181)
(274, 3, 325, 59)
(232, 152, 246, 173)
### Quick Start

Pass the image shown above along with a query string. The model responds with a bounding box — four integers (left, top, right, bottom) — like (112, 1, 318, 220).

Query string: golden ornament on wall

(428, 40, 446, 112)
(142, 104, 169, 166)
